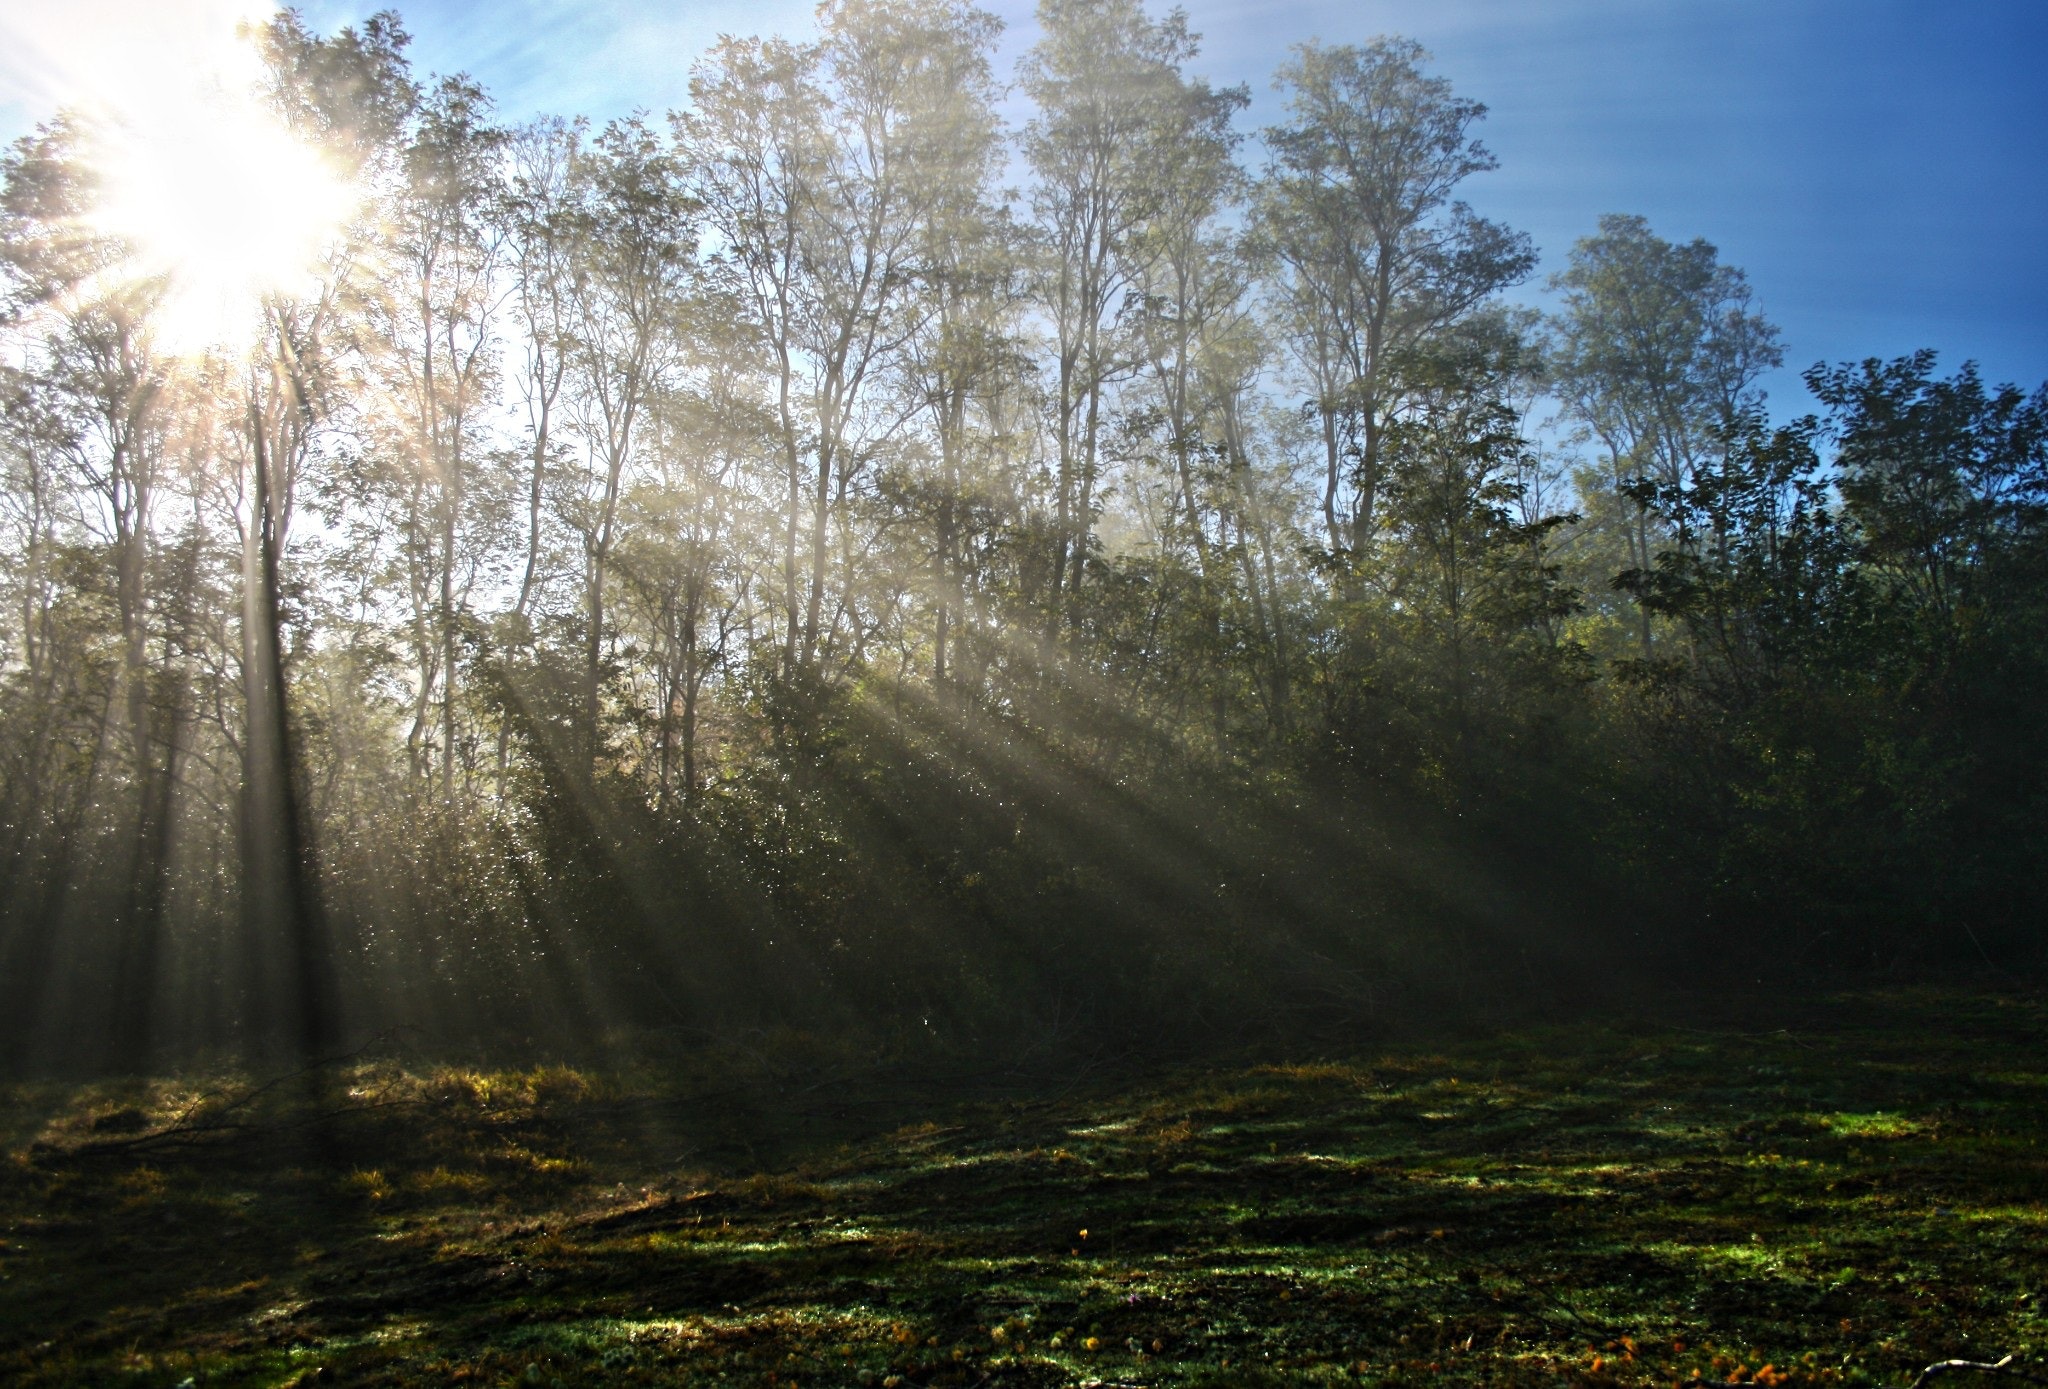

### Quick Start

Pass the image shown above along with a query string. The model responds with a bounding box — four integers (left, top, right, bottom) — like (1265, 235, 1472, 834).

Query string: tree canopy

(1, 2, 2041, 1074)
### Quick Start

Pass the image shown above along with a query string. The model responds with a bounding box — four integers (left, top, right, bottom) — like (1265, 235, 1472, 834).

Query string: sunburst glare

(6, 0, 367, 354)
(83, 87, 357, 353)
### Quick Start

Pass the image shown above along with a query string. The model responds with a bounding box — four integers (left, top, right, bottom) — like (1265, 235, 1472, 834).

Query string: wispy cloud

(1, 0, 276, 132)
(300, 0, 826, 123)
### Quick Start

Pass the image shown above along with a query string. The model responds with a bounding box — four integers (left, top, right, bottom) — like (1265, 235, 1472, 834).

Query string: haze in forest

(0, 0, 2043, 1076)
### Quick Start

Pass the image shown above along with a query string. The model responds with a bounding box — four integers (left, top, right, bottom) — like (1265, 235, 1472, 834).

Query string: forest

(1, 1, 2044, 1384)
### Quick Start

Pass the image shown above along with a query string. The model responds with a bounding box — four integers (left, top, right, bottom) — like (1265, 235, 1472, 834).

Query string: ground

(1, 988, 2044, 1387)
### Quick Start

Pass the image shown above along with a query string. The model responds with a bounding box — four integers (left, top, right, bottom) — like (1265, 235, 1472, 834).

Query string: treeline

(2, 1, 2043, 1073)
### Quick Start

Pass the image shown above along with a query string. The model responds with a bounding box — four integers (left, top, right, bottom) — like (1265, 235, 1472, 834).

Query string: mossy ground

(2, 989, 2044, 1387)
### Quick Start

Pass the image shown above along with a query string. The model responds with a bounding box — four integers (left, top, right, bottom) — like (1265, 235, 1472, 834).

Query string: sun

(80, 47, 359, 354)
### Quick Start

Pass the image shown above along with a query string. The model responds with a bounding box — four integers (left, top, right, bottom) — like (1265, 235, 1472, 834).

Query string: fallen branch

(1681, 1357, 2048, 1389)
(1904, 1355, 2048, 1389)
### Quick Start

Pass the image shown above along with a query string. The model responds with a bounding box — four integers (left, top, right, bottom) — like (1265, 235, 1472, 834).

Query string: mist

(1, 4, 2044, 1383)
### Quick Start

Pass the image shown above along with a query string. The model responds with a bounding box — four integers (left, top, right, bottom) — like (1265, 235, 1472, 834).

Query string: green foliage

(0, 2, 2041, 1077)
(1603, 355, 2048, 965)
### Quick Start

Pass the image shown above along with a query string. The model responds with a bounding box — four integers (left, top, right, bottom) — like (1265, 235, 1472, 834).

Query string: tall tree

(1125, 74, 1251, 736)
(501, 117, 583, 634)
(687, 0, 1004, 678)
(1022, 0, 1203, 631)
(0, 120, 177, 1065)
(1257, 38, 1534, 560)
(363, 76, 507, 799)
(1547, 213, 1780, 655)
(235, 8, 414, 1061)
(888, 0, 1012, 698)
(681, 32, 821, 681)
(559, 116, 695, 772)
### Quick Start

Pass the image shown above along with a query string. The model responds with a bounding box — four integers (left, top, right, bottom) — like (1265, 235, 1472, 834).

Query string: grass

(1, 988, 2044, 1387)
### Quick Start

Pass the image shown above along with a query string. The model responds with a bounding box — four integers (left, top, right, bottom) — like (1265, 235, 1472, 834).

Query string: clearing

(2, 989, 2044, 1386)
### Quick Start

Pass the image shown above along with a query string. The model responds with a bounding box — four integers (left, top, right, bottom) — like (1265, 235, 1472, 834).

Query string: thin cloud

(1, 0, 276, 131)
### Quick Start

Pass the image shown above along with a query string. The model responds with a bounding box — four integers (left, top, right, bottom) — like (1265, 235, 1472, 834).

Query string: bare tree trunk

(441, 491, 458, 800)
(243, 397, 337, 1065)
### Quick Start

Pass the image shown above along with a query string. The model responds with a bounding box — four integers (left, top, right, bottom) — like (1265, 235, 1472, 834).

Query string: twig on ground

(1904, 1355, 2048, 1388)
(1683, 1358, 2048, 1389)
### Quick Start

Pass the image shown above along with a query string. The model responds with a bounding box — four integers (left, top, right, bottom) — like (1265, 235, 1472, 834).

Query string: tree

(0, 119, 179, 1066)
(361, 76, 508, 799)
(4, 1, 2038, 1071)
(1258, 38, 1534, 561)
(886, 1, 1014, 699)
(680, 32, 821, 683)
(1547, 213, 1781, 656)
(608, 276, 769, 812)
(1606, 352, 2048, 963)
(234, 7, 414, 1061)
(1123, 73, 1251, 736)
(500, 117, 583, 635)
(1022, 0, 1206, 632)
(1340, 321, 1578, 804)
(1814, 351, 2048, 642)
(688, 0, 1005, 681)
(558, 116, 696, 773)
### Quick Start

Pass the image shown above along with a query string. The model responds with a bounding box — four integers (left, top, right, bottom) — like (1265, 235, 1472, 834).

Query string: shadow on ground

(2, 989, 2044, 1386)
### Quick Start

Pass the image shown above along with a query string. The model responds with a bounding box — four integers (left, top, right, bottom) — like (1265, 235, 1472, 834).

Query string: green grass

(2, 988, 2044, 1387)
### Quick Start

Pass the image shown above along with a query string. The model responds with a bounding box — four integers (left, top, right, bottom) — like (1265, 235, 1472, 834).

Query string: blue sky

(5, 0, 2044, 413)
